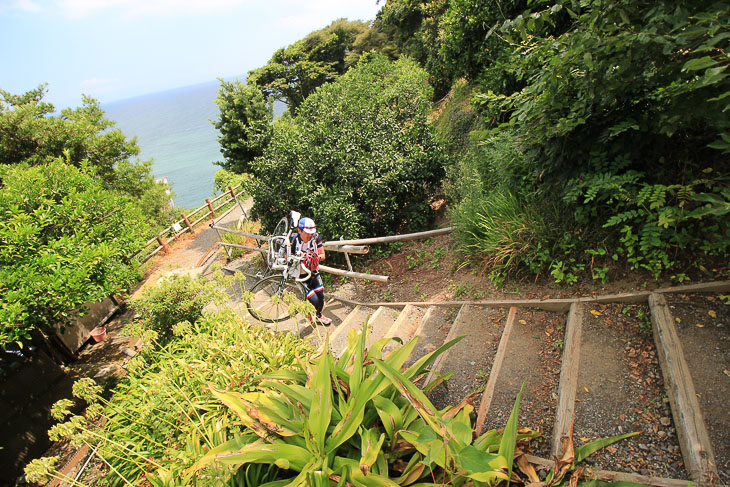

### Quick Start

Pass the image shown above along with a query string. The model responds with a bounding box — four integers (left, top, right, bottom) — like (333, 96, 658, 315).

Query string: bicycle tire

(247, 275, 306, 323)
(266, 217, 291, 269)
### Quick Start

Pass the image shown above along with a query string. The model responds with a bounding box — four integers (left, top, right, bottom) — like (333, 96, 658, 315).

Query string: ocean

(103, 80, 223, 209)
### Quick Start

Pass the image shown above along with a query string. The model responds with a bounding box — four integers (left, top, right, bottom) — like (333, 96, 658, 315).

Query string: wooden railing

(130, 184, 247, 264)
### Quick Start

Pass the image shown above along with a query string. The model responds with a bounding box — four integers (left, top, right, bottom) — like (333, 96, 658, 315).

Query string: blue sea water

(103, 80, 222, 209)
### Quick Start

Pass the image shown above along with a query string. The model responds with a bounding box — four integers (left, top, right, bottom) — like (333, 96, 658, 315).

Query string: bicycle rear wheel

(247, 275, 306, 323)
(266, 217, 291, 269)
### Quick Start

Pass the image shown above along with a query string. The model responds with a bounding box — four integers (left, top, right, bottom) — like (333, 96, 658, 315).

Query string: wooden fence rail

(129, 184, 246, 264)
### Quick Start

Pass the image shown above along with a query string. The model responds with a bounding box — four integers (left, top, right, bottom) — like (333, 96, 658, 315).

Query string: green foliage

(213, 169, 249, 194)
(129, 274, 218, 341)
(214, 80, 273, 175)
(189, 320, 638, 486)
(0, 85, 177, 223)
(39, 275, 312, 486)
(0, 159, 147, 347)
(377, 0, 450, 96)
(247, 19, 371, 114)
(246, 54, 447, 240)
(442, 1, 730, 282)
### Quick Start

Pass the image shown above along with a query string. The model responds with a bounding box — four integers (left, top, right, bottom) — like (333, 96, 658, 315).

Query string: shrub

(188, 319, 638, 485)
(38, 295, 313, 486)
(0, 159, 148, 347)
(246, 53, 448, 240)
(129, 274, 217, 340)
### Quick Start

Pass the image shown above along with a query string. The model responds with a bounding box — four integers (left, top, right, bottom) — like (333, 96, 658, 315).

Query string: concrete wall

(56, 297, 118, 354)
(0, 346, 75, 484)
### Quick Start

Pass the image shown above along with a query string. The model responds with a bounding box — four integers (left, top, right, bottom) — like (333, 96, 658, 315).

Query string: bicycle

(248, 211, 312, 323)
(265, 210, 300, 270)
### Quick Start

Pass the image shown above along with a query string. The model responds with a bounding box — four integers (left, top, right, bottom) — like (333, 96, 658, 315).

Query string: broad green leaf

(349, 318, 368, 397)
(372, 395, 403, 440)
(184, 435, 258, 474)
(371, 358, 444, 436)
(457, 445, 509, 483)
(474, 429, 502, 452)
(392, 453, 427, 485)
(682, 56, 717, 72)
(359, 428, 385, 475)
(208, 384, 265, 435)
(260, 381, 313, 412)
(259, 369, 307, 383)
(575, 431, 640, 463)
(308, 344, 333, 455)
(187, 439, 311, 474)
(403, 336, 464, 380)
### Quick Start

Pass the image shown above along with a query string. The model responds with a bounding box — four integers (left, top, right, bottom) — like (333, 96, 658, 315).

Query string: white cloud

(0, 0, 42, 14)
(55, 0, 250, 19)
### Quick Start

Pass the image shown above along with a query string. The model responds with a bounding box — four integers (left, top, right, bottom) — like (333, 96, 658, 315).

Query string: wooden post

(182, 213, 193, 234)
(649, 293, 718, 484)
(206, 198, 216, 218)
(551, 302, 584, 457)
(229, 185, 247, 220)
(156, 235, 169, 254)
(475, 306, 517, 435)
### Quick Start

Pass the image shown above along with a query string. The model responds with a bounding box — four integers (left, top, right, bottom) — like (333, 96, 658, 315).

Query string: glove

(303, 250, 320, 272)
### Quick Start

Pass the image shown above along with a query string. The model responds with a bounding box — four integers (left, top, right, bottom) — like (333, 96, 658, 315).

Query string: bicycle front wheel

(247, 275, 306, 323)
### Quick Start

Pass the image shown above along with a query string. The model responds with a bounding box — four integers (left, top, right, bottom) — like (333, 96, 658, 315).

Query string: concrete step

(403, 306, 457, 372)
(426, 305, 509, 410)
(301, 298, 354, 346)
(364, 306, 401, 351)
(326, 305, 377, 357)
(382, 305, 428, 358)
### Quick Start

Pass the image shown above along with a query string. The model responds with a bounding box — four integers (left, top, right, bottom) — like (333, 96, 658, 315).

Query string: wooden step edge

(329, 279, 730, 311)
(475, 306, 518, 436)
(551, 302, 585, 457)
(649, 293, 718, 484)
(422, 304, 466, 388)
(525, 455, 692, 487)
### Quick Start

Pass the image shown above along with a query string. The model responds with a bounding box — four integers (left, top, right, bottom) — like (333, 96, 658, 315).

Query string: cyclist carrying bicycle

(289, 217, 333, 325)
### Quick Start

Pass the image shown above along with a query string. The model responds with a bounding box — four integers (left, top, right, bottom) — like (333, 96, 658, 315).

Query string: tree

(246, 54, 447, 240)
(0, 85, 174, 222)
(376, 0, 450, 96)
(247, 19, 370, 114)
(0, 159, 149, 348)
(446, 0, 730, 278)
(214, 79, 273, 174)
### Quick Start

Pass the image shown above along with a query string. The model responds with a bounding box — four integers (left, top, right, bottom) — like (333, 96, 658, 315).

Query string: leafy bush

(129, 274, 218, 340)
(0, 159, 148, 347)
(35, 283, 313, 486)
(246, 53, 447, 240)
(0, 86, 175, 223)
(188, 320, 637, 486)
(441, 1, 730, 282)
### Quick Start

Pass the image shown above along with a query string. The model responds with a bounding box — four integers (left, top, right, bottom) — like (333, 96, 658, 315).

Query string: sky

(0, 0, 383, 109)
